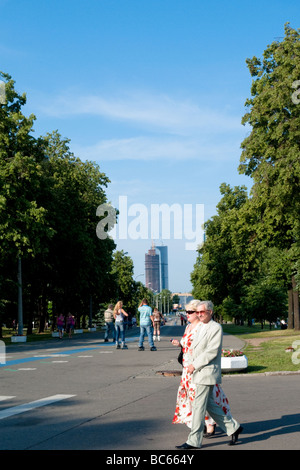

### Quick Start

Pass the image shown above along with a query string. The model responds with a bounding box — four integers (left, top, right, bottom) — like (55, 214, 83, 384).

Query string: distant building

(145, 242, 160, 292)
(145, 242, 169, 293)
(156, 245, 169, 291)
(172, 293, 193, 309)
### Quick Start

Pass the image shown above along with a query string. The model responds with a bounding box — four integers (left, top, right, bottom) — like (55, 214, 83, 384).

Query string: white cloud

(33, 87, 247, 163)
(36, 88, 242, 135)
(72, 134, 242, 163)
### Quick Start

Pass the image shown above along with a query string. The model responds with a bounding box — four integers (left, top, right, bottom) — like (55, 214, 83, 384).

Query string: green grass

(222, 324, 300, 374)
(244, 337, 300, 373)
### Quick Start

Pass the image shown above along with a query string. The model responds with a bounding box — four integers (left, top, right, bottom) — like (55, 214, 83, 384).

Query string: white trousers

(187, 384, 240, 448)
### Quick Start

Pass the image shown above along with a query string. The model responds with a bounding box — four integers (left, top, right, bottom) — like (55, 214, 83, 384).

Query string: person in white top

(175, 300, 243, 449)
(113, 301, 128, 349)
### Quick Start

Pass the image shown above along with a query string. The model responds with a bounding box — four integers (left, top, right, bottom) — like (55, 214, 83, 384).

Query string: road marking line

(0, 340, 140, 368)
(0, 394, 75, 420)
(0, 396, 16, 401)
(33, 354, 69, 357)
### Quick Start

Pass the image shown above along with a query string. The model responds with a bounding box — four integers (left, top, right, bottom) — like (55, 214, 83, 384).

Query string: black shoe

(204, 424, 216, 438)
(138, 346, 144, 351)
(175, 442, 200, 450)
(104, 338, 108, 342)
(150, 346, 157, 351)
(228, 426, 243, 446)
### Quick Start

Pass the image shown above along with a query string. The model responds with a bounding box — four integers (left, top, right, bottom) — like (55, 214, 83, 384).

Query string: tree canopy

(191, 24, 300, 329)
(0, 73, 118, 335)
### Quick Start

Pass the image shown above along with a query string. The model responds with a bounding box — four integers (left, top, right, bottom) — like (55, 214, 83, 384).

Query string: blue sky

(1, 0, 299, 294)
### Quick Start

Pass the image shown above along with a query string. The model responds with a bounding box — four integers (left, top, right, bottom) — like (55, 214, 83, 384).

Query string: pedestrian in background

(114, 301, 128, 349)
(104, 304, 115, 342)
(153, 307, 165, 341)
(138, 298, 156, 351)
(56, 313, 65, 339)
(66, 312, 75, 338)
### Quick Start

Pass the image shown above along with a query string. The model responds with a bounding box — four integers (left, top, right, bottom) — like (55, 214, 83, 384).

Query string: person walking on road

(114, 301, 128, 349)
(104, 304, 115, 342)
(175, 300, 243, 449)
(138, 298, 156, 351)
(66, 312, 75, 338)
(56, 313, 65, 339)
(172, 300, 232, 438)
(153, 307, 165, 342)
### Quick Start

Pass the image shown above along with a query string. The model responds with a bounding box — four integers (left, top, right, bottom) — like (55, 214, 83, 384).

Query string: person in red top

(56, 314, 65, 339)
(66, 312, 75, 338)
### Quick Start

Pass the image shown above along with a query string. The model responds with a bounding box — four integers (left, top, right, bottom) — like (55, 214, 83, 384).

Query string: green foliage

(0, 73, 118, 333)
(191, 184, 258, 309)
(240, 23, 300, 265)
(191, 25, 300, 328)
(109, 250, 153, 316)
(0, 72, 53, 259)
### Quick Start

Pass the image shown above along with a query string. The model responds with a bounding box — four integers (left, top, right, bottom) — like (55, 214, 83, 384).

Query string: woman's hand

(171, 339, 180, 347)
(187, 364, 195, 374)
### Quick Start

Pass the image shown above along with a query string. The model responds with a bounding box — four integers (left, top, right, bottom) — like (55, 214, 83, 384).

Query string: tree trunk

(38, 293, 47, 333)
(288, 287, 294, 329)
(17, 258, 24, 335)
(89, 295, 93, 328)
(292, 275, 300, 331)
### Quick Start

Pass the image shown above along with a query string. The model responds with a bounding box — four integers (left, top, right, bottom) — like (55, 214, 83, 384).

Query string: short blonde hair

(185, 299, 201, 311)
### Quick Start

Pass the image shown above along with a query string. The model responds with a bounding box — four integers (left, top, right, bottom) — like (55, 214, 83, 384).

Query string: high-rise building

(156, 245, 169, 290)
(145, 242, 160, 292)
(145, 242, 169, 293)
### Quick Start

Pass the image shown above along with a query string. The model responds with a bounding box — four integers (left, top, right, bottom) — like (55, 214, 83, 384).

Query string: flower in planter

(221, 349, 244, 357)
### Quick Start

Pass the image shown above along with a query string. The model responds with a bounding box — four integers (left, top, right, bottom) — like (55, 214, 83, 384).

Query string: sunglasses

(186, 311, 196, 315)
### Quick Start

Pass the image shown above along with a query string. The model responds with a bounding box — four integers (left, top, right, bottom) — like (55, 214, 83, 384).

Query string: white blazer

(191, 320, 223, 386)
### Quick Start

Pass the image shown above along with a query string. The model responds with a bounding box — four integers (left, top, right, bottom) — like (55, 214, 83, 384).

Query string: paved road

(0, 318, 299, 454)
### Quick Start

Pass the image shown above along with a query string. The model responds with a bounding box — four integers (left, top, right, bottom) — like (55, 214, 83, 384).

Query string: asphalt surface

(1, 316, 299, 456)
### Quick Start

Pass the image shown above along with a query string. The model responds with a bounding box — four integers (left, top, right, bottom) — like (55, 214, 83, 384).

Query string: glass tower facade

(156, 245, 169, 290)
(145, 243, 169, 292)
(145, 243, 160, 292)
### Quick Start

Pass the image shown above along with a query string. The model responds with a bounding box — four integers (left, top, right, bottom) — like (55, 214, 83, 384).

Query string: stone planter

(74, 329, 83, 334)
(221, 355, 248, 373)
(52, 332, 60, 337)
(88, 327, 96, 332)
(11, 335, 27, 343)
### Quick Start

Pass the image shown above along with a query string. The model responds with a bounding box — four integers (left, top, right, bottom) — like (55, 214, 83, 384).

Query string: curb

(224, 369, 300, 377)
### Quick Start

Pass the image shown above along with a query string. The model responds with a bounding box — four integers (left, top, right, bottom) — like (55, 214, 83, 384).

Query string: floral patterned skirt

(172, 370, 231, 428)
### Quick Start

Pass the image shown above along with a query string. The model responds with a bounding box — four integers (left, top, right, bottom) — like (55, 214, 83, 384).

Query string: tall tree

(41, 131, 115, 326)
(0, 74, 116, 334)
(239, 24, 300, 329)
(191, 184, 259, 321)
(110, 250, 136, 311)
(0, 72, 52, 336)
